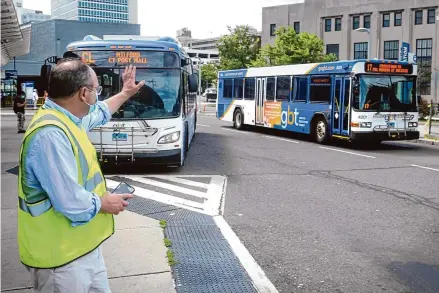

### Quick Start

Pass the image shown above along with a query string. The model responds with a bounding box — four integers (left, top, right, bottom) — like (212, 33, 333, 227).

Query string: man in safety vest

(17, 58, 145, 292)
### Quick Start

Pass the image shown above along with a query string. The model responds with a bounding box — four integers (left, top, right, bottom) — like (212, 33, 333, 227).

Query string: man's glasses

(86, 85, 103, 95)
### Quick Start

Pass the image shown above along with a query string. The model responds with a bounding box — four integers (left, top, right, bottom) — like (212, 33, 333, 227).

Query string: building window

(354, 42, 368, 59)
(335, 18, 342, 31)
(394, 12, 402, 26)
(325, 19, 332, 32)
(383, 13, 390, 27)
(326, 44, 339, 60)
(384, 41, 399, 60)
(294, 22, 300, 33)
(427, 9, 436, 24)
(416, 38, 433, 95)
(363, 15, 371, 28)
(270, 24, 276, 36)
(353, 16, 360, 29)
(415, 10, 423, 24)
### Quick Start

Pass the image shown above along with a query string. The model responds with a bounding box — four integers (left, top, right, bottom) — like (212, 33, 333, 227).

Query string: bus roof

(66, 38, 190, 59)
(218, 59, 417, 78)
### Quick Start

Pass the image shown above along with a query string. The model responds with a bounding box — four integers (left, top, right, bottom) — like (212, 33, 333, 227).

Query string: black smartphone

(112, 182, 135, 194)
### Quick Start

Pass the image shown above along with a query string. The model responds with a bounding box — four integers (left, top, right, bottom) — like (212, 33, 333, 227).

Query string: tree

(217, 25, 260, 70)
(200, 63, 218, 90)
(252, 27, 337, 67)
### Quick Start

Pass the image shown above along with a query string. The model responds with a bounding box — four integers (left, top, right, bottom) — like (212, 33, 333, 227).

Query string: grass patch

(164, 237, 172, 247)
(159, 220, 167, 229)
(166, 249, 177, 266)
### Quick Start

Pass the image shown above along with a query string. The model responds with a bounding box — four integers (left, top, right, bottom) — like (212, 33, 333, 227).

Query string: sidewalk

(1, 170, 176, 293)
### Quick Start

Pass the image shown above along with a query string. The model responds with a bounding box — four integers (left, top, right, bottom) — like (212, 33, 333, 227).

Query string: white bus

(62, 36, 199, 166)
(216, 59, 419, 144)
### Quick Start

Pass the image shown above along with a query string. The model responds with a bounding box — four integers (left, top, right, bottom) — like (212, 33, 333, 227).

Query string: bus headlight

(360, 122, 372, 128)
(408, 122, 418, 127)
(158, 131, 180, 144)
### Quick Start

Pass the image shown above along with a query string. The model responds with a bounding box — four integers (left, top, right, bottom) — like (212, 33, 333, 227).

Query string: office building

(13, 0, 51, 24)
(51, 0, 138, 24)
(262, 0, 439, 102)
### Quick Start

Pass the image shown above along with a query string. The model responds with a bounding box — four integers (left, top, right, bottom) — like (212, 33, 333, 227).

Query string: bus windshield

(96, 68, 181, 119)
(354, 75, 417, 112)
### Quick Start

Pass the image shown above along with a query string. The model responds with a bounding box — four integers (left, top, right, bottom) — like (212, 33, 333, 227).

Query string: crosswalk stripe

(126, 176, 208, 199)
(106, 178, 205, 212)
(151, 175, 210, 189)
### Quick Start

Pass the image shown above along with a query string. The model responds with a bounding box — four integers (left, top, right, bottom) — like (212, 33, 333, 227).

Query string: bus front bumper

(350, 130, 420, 141)
(96, 148, 181, 165)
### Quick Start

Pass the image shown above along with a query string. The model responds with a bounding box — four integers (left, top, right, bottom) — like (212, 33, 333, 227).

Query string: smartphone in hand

(112, 182, 135, 195)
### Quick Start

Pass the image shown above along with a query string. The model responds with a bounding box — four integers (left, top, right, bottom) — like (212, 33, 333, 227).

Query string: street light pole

(355, 27, 372, 59)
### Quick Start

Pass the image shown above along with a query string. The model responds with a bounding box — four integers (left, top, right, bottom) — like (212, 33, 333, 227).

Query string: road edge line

(213, 216, 279, 293)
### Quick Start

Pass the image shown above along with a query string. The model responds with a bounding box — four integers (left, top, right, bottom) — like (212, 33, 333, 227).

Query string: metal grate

(121, 194, 257, 293)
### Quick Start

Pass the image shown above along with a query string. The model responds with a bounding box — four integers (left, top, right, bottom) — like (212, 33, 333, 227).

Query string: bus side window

(223, 79, 233, 98)
(309, 75, 331, 103)
(276, 76, 291, 101)
(244, 78, 255, 100)
(266, 77, 275, 101)
(182, 73, 187, 116)
(293, 77, 307, 102)
(234, 78, 243, 100)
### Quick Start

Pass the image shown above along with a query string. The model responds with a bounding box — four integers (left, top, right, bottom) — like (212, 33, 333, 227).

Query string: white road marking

(106, 175, 226, 216)
(197, 124, 211, 127)
(222, 128, 249, 134)
(214, 216, 280, 293)
(264, 135, 299, 144)
(319, 146, 376, 158)
(124, 176, 208, 199)
(410, 164, 439, 172)
(151, 175, 210, 189)
(106, 178, 205, 212)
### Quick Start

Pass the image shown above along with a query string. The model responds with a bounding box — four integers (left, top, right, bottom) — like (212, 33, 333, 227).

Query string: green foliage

(252, 27, 337, 67)
(217, 25, 260, 70)
(166, 249, 177, 266)
(201, 63, 218, 88)
(159, 220, 167, 229)
(164, 237, 172, 247)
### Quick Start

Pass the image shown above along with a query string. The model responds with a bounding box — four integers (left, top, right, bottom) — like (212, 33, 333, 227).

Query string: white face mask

(84, 91, 97, 114)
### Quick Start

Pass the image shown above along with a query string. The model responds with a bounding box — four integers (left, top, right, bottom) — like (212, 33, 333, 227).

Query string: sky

(23, 0, 302, 39)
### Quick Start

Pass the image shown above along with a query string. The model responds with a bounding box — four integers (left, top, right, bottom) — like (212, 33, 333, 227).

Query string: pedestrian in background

(32, 89, 38, 109)
(17, 58, 145, 293)
(13, 91, 26, 133)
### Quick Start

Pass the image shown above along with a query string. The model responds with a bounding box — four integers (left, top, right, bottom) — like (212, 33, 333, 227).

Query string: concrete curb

(414, 138, 439, 146)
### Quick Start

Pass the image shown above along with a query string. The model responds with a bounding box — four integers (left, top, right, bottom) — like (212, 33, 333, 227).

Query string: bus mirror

(188, 74, 198, 93)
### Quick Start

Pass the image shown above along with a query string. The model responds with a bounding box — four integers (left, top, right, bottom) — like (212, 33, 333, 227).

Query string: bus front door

(256, 78, 266, 124)
(332, 77, 350, 136)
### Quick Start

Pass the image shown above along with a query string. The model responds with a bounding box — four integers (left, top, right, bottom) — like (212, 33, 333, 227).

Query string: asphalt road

(2, 114, 439, 293)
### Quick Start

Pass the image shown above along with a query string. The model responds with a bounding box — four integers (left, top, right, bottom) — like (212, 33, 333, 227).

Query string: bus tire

(233, 109, 244, 130)
(313, 117, 329, 144)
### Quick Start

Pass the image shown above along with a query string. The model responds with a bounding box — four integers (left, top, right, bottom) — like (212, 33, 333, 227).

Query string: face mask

(84, 90, 97, 114)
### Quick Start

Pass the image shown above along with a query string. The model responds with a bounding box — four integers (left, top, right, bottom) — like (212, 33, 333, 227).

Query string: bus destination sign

(365, 62, 413, 74)
(107, 51, 148, 64)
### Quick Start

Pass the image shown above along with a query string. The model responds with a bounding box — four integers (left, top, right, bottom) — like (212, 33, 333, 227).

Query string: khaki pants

(26, 246, 111, 293)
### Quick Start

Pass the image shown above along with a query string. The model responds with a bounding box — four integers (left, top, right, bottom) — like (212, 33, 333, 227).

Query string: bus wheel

(314, 118, 328, 144)
(233, 109, 244, 130)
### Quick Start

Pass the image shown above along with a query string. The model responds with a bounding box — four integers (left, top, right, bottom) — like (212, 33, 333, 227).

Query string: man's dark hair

(48, 58, 92, 99)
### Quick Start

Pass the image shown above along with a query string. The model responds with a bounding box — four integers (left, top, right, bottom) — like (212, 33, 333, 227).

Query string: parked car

(203, 87, 217, 102)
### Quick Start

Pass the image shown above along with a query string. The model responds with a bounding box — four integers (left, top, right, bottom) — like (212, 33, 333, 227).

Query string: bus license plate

(112, 133, 128, 141)
(387, 122, 395, 128)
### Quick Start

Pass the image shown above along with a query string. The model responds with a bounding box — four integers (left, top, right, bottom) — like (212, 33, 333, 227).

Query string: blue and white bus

(55, 36, 198, 166)
(216, 60, 419, 144)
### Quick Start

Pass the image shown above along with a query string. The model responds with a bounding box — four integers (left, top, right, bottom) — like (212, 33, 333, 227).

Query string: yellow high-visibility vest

(17, 107, 114, 268)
